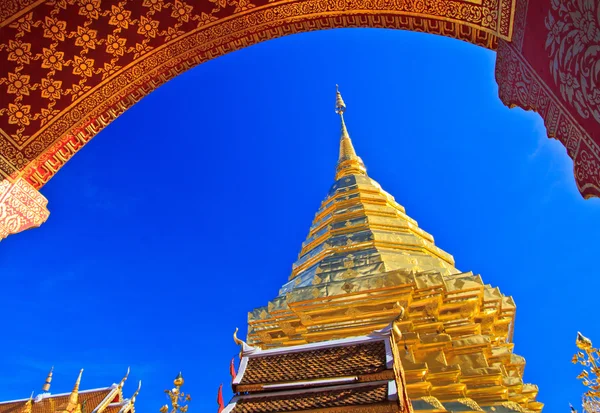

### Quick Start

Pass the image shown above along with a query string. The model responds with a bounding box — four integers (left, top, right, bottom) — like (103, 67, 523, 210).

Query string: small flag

(229, 358, 236, 381)
(217, 384, 224, 413)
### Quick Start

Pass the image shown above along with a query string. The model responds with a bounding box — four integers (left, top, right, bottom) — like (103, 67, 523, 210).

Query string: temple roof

(225, 381, 396, 413)
(233, 332, 393, 391)
(0, 389, 115, 413)
(224, 321, 408, 413)
(0, 369, 138, 413)
(238, 340, 387, 384)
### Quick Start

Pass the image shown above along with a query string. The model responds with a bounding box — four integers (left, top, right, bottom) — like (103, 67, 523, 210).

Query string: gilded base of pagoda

(248, 269, 542, 412)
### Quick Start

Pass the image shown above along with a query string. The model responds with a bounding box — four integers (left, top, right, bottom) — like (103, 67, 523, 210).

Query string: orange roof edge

(0, 387, 115, 406)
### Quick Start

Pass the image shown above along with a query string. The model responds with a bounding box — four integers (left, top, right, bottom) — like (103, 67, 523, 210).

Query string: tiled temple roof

(0, 369, 139, 413)
(227, 382, 393, 413)
(238, 340, 388, 385)
(224, 322, 409, 413)
(0, 389, 115, 413)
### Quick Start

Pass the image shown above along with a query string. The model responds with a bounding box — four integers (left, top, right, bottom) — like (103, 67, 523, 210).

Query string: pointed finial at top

(42, 367, 53, 393)
(118, 367, 130, 389)
(232, 327, 257, 359)
(20, 392, 34, 413)
(233, 328, 244, 346)
(130, 381, 142, 404)
(335, 85, 346, 115)
(68, 369, 83, 406)
(173, 372, 184, 387)
(334, 85, 367, 180)
(576, 331, 593, 350)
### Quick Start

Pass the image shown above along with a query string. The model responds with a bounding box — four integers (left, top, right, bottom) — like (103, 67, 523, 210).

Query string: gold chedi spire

(68, 369, 83, 408)
(334, 85, 367, 180)
(20, 392, 34, 413)
(246, 90, 541, 412)
(42, 366, 53, 392)
(55, 369, 83, 413)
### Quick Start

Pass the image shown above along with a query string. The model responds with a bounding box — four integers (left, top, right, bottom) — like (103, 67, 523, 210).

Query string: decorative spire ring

(333, 85, 367, 180)
(42, 366, 53, 392)
(335, 85, 346, 115)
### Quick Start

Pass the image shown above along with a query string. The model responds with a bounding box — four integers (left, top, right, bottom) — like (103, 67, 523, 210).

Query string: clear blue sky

(1, 28, 598, 412)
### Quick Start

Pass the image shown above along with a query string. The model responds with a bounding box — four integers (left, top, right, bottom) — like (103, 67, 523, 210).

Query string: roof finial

(233, 328, 245, 359)
(233, 328, 244, 346)
(334, 85, 367, 180)
(68, 369, 83, 407)
(233, 328, 257, 359)
(118, 367, 130, 389)
(130, 381, 141, 404)
(42, 366, 53, 393)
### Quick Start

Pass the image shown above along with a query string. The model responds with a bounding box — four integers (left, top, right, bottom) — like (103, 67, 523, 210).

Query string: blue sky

(1, 28, 599, 412)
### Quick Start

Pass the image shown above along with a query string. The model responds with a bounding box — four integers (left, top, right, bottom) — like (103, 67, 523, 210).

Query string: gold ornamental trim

(0, 0, 515, 188)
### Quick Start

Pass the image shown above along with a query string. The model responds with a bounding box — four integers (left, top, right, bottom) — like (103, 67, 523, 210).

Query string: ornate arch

(0, 0, 598, 240)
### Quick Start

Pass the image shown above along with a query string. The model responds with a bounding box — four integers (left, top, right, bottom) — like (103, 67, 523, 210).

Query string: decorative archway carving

(0, 0, 598, 240)
(495, 0, 600, 198)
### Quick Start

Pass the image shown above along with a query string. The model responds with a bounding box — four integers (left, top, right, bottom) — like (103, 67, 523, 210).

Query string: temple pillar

(495, 0, 600, 198)
(0, 177, 49, 241)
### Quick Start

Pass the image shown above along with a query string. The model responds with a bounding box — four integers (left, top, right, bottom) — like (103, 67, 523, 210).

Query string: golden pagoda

(0, 368, 141, 413)
(224, 86, 543, 412)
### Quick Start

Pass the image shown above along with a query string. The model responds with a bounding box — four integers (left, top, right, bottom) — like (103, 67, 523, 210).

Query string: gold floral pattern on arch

(545, 0, 600, 124)
(0, 0, 515, 186)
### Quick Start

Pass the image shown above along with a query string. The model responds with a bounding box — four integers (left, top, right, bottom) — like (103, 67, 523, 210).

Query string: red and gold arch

(0, 0, 598, 240)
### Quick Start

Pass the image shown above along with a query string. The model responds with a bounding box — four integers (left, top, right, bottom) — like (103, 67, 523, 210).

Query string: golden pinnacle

(173, 372, 184, 387)
(162, 373, 191, 413)
(577, 332, 593, 350)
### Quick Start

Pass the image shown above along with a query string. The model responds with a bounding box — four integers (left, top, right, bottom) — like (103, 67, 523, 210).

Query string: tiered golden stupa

(230, 86, 543, 412)
(0, 368, 141, 413)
